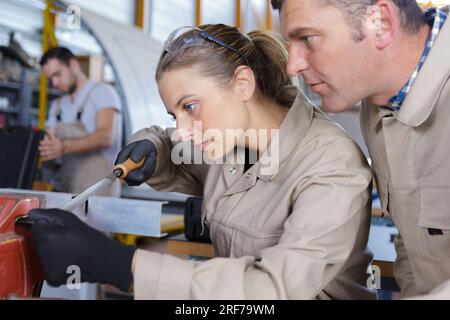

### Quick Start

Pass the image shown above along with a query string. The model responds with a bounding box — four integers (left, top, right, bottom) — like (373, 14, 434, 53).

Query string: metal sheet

(86, 196, 166, 237)
(121, 184, 191, 203)
(0, 189, 166, 237)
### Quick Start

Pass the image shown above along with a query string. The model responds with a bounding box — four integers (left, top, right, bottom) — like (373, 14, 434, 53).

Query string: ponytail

(247, 31, 295, 106)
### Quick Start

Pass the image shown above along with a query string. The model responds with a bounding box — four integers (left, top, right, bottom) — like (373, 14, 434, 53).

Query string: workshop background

(0, 0, 449, 300)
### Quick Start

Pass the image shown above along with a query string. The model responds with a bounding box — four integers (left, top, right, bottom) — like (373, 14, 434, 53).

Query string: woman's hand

(28, 208, 136, 292)
(114, 139, 158, 186)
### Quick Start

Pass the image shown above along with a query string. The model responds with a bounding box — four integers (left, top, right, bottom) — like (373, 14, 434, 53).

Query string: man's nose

(287, 45, 309, 76)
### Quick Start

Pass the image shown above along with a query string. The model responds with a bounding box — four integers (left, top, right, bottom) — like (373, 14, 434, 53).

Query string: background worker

(39, 46, 122, 196)
(28, 24, 375, 300)
(271, 0, 450, 297)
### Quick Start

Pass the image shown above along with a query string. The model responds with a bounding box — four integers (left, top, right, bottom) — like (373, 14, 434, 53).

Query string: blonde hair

(156, 24, 295, 107)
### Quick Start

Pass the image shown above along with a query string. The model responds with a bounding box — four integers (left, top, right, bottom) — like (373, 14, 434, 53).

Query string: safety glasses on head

(163, 26, 249, 65)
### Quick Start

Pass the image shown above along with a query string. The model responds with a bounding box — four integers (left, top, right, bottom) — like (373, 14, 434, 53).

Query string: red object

(0, 194, 44, 299)
(0, 114, 7, 129)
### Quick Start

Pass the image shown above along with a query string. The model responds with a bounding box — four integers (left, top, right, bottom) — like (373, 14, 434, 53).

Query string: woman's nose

(176, 123, 194, 142)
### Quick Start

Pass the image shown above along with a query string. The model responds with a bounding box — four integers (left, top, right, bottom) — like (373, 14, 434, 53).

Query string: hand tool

(14, 158, 156, 234)
(61, 158, 145, 212)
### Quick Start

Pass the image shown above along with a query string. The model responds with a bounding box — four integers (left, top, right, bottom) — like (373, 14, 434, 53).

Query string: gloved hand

(115, 139, 157, 186)
(28, 208, 136, 292)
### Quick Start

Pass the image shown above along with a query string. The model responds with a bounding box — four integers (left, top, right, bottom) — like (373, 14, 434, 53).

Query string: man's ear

(69, 58, 81, 73)
(366, 0, 399, 49)
(233, 66, 256, 102)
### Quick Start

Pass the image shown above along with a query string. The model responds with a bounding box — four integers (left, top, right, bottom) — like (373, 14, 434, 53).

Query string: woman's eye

(184, 103, 199, 112)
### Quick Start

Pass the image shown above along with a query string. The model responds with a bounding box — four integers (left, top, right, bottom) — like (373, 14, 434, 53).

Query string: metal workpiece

(0, 189, 84, 216)
(86, 196, 166, 237)
(0, 188, 167, 237)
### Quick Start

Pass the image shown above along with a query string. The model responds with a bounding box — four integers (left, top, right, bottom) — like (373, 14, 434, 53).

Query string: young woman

(29, 24, 375, 300)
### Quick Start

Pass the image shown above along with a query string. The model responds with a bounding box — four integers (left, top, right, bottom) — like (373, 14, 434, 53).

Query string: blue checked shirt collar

(387, 7, 448, 111)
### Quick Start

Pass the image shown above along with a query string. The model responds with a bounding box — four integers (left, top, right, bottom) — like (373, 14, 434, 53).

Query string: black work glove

(115, 139, 157, 186)
(28, 208, 136, 292)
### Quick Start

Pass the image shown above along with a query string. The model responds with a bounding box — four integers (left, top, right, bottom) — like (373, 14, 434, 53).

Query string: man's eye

(303, 36, 315, 43)
(184, 103, 199, 112)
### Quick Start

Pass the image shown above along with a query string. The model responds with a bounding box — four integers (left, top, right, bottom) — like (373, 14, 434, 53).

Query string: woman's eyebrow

(175, 94, 197, 107)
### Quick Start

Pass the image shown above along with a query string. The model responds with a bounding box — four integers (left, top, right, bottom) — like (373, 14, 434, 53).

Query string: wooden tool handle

(113, 158, 145, 179)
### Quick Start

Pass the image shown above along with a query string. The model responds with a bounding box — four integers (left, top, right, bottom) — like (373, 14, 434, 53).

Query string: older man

(272, 0, 450, 298)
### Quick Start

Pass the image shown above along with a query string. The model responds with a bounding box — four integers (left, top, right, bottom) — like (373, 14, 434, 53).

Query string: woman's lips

(195, 140, 211, 150)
